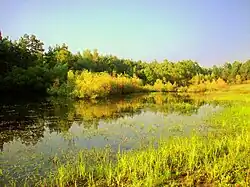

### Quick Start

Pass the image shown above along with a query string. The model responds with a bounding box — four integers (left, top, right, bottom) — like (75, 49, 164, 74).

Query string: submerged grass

(44, 134, 250, 186)
(3, 93, 250, 186)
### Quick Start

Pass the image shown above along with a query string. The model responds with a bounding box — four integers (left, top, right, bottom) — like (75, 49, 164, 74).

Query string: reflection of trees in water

(0, 117, 45, 151)
(135, 93, 207, 114)
(0, 101, 67, 150)
(72, 93, 207, 127)
(78, 110, 143, 129)
(74, 98, 143, 124)
(0, 93, 210, 148)
(46, 119, 73, 133)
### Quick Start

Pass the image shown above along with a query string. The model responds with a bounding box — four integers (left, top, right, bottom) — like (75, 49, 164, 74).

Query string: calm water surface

(0, 93, 223, 185)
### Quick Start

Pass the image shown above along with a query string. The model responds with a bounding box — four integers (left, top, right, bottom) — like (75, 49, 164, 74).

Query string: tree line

(0, 33, 249, 98)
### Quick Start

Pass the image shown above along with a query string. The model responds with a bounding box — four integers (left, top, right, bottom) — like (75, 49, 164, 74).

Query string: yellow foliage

(70, 71, 144, 99)
(235, 75, 242, 84)
(188, 78, 228, 93)
(65, 71, 232, 96)
(151, 80, 176, 92)
(55, 48, 71, 63)
(216, 78, 227, 88)
(67, 70, 74, 81)
(188, 83, 207, 92)
(177, 86, 188, 92)
(75, 99, 143, 122)
(165, 81, 177, 92)
(153, 79, 165, 92)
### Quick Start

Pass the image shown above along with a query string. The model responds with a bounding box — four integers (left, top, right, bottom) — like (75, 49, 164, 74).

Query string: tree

(18, 34, 44, 60)
(211, 65, 222, 79)
(55, 44, 72, 64)
(231, 61, 242, 82)
(239, 60, 250, 81)
(221, 62, 232, 82)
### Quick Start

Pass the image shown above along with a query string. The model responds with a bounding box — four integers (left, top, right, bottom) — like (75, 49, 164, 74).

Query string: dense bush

(187, 78, 228, 93)
(69, 71, 144, 99)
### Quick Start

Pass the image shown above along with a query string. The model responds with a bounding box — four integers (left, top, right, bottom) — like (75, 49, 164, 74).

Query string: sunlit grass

(227, 83, 250, 92)
(34, 94, 250, 186)
(2, 93, 250, 186)
(45, 132, 250, 186)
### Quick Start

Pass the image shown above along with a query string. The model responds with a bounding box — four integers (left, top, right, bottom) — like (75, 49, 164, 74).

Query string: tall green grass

(3, 93, 250, 186)
(33, 95, 250, 187)
(42, 134, 250, 186)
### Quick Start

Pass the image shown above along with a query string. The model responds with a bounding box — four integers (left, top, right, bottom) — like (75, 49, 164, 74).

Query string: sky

(1, 0, 250, 67)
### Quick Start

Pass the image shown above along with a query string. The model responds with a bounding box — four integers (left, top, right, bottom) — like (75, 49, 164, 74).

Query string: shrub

(187, 78, 228, 93)
(165, 81, 177, 92)
(235, 75, 242, 84)
(70, 71, 144, 99)
(177, 86, 188, 92)
(153, 79, 165, 92)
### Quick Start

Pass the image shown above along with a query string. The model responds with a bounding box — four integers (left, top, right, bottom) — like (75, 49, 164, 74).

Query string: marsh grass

(42, 132, 250, 186)
(31, 95, 250, 187)
(3, 93, 250, 186)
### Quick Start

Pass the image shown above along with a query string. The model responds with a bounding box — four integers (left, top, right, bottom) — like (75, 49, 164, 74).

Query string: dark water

(0, 93, 223, 185)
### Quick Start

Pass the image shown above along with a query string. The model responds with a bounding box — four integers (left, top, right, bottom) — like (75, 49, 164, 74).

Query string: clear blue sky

(1, 0, 250, 66)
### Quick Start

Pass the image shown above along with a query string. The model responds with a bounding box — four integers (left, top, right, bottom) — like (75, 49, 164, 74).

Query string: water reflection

(0, 93, 223, 185)
(0, 93, 212, 151)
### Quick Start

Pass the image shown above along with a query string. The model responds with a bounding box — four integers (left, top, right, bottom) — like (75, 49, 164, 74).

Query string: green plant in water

(3, 93, 250, 186)
(45, 94, 250, 186)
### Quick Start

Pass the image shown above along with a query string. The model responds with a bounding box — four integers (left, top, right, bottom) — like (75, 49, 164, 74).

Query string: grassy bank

(221, 83, 250, 93)
(23, 93, 249, 187)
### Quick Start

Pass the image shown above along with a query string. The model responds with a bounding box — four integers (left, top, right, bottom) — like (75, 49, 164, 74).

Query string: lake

(0, 93, 223, 185)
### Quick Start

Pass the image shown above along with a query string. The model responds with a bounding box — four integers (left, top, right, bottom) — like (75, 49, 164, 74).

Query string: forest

(1, 33, 250, 98)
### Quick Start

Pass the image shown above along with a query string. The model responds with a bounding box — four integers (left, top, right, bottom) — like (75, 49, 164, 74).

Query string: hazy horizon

(1, 0, 250, 66)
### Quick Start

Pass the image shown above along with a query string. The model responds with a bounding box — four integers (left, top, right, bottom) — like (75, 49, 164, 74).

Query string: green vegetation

(65, 70, 144, 99)
(1, 33, 250, 98)
(1, 32, 250, 186)
(9, 93, 244, 186)
(1, 93, 249, 186)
